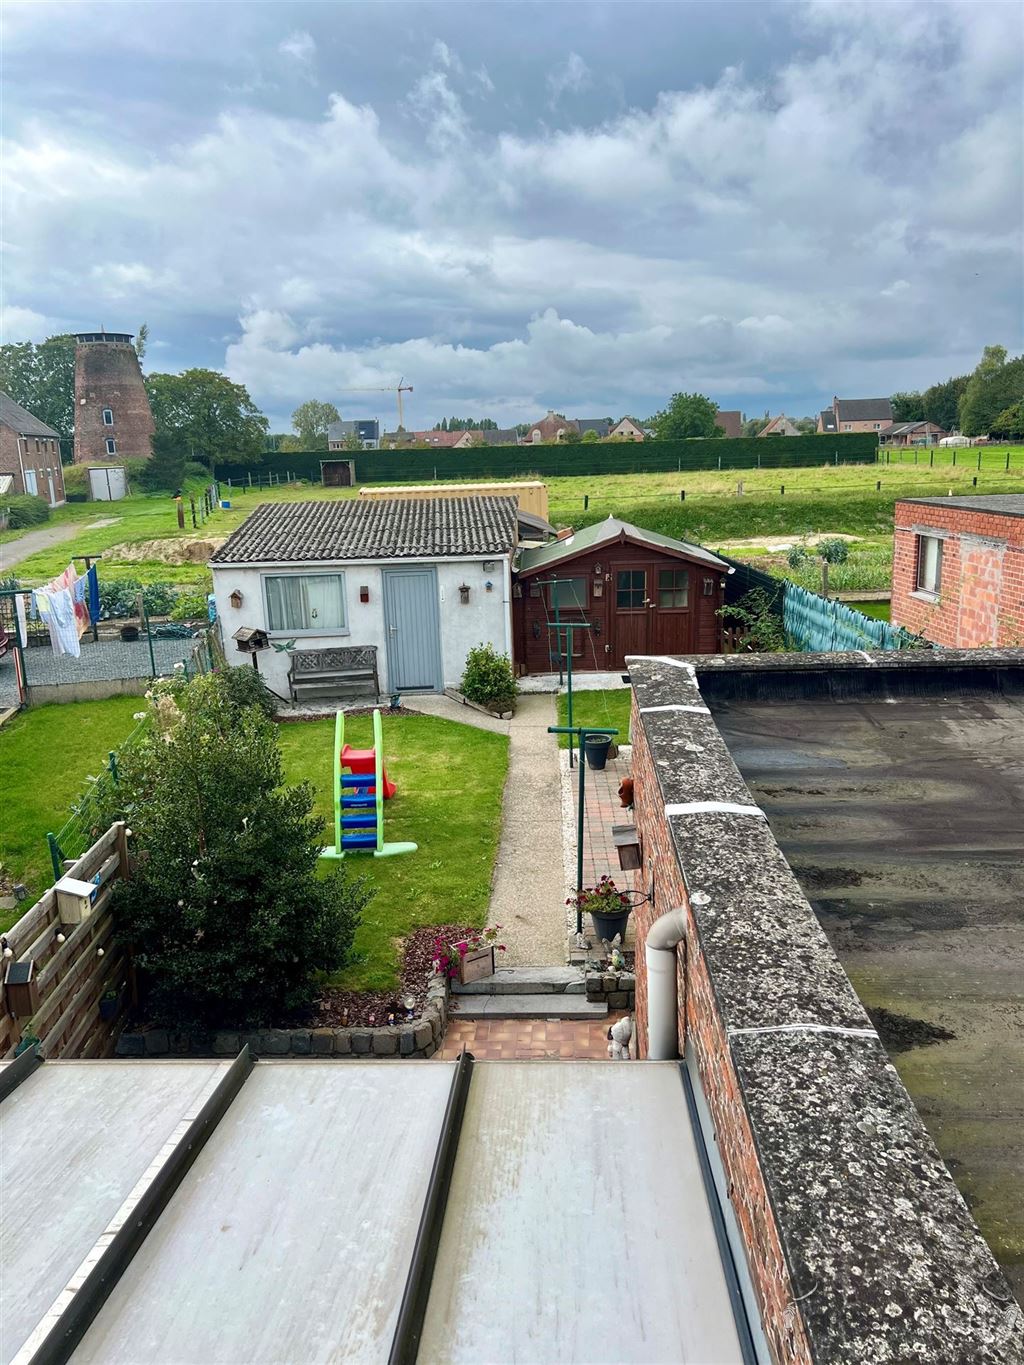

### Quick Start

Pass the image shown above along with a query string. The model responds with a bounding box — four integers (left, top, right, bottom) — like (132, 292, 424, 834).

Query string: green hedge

(4, 494, 51, 529)
(214, 432, 878, 486)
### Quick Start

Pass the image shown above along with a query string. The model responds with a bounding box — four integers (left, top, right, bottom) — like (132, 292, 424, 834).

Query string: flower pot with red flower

(567, 876, 638, 942)
(433, 926, 507, 985)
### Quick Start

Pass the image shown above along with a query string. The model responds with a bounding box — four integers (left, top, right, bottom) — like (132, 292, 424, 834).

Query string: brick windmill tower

(73, 328, 155, 464)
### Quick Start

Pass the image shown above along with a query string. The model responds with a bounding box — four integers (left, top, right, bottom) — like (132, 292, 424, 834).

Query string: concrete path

(0, 518, 120, 574)
(489, 693, 567, 967)
(398, 692, 510, 735)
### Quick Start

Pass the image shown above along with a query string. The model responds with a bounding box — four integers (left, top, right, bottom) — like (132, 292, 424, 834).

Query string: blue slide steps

(341, 833, 379, 849)
(342, 815, 377, 829)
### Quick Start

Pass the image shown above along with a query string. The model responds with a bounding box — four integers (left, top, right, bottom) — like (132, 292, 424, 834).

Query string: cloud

(547, 52, 591, 107)
(0, 305, 53, 343)
(278, 29, 316, 72)
(2, 4, 1020, 425)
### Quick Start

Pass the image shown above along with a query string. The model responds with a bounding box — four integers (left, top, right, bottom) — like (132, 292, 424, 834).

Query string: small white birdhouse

(55, 876, 98, 926)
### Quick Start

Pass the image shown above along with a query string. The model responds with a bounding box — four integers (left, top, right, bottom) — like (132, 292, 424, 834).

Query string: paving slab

(453, 966, 587, 995)
(452, 994, 607, 1020)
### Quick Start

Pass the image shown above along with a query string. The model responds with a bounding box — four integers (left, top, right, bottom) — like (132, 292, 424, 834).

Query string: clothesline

(20, 562, 101, 661)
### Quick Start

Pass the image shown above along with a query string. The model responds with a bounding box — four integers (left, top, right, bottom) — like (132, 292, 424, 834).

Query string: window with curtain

(916, 536, 942, 595)
(657, 569, 689, 608)
(265, 573, 347, 632)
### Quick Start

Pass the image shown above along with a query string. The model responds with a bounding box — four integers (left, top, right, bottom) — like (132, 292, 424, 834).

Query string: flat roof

(898, 494, 1024, 518)
(714, 690, 1024, 1305)
(3, 1059, 751, 1364)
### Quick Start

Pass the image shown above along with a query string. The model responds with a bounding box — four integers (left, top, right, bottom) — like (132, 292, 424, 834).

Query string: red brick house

(817, 396, 892, 434)
(0, 391, 66, 506)
(513, 516, 730, 671)
(713, 409, 742, 439)
(891, 495, 1024, 647)
(880, 420, 948, 447)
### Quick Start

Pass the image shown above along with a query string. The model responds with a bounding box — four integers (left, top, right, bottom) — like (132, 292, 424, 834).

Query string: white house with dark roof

(210, 496, 519, 699)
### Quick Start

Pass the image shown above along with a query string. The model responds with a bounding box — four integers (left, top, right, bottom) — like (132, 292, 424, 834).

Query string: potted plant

(567, 876, 635, 942)
(99, 986, 120, 1021)
(433, 926, 506, 985)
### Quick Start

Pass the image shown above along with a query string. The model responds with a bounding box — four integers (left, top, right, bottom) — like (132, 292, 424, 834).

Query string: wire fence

(46, 715, 150, 879)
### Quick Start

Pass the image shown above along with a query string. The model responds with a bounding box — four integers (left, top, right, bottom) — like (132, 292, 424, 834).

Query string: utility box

(55, 876, 98, 925)
(4, 959, 39, 1017)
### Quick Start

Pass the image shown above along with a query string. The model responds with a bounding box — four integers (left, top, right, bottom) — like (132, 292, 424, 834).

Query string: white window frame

(105, 437, 117, 455)
(102, 408, 114, 426)
(261, 570, 349, 637)
(915, 535, 942, 597)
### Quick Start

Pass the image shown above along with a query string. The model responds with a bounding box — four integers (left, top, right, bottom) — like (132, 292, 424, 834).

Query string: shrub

(185, 459, 211, 480)
(61, 465, 90, 499)
(719, 588, 788, 652)
(111, 674, 370, 1028)
(99, 577, 178, 619)
(4, 494, 50, 529)
(170, 588, 211, 621)
(215, 663, 277, 720)
(460, 642, 518, 712)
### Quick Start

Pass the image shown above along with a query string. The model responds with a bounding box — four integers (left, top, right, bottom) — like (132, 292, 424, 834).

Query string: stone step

(452, 967, 587, 996)
(452, 994, 607, 1021)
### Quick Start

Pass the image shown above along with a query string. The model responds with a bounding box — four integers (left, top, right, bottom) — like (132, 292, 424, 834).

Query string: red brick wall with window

(0, 425, 66, 503)
(631, 691, 813, 1365)
(891, 501, 1024, 647)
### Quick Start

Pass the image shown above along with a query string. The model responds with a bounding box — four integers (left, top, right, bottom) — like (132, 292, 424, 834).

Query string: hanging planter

(568, 878, 644, 942)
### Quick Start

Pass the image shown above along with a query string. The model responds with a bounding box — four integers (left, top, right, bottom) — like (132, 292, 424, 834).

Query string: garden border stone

(115, 977, 450, 1061)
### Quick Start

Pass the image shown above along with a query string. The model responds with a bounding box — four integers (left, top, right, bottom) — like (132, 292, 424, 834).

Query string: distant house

(817, 396, 892, 434)
(713, 410, 743, 439)
(879, 421, 948, 448)
(452, 428, 520, 448)
(525, 411, 611, 443)
(758, 415, 801, 438)
(891, 495, 1024, 647)
(609, 417, 646, 441)
(382, 429, 465, 449)
(0, 391, 66, 506)
(328, 419, 379, 450)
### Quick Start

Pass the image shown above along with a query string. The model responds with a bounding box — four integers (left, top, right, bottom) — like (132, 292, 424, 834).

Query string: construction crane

(340, 377, 413, 431)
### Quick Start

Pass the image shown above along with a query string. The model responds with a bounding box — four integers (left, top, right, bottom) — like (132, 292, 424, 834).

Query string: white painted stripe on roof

(664, 801, 765, 819)
(640, 704, 711, 715)
(728, 1023, 879, 1040)
(856, 651, 876, 664)
(640, 656, 697, 674)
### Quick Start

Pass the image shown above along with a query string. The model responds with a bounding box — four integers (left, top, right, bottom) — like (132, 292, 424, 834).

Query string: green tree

(111, 674, 370, 1029)
(581, 428, 601, 442)
(890, 391, 925, 422)
(561, 427, 582, 443)
(138, 428, 187, 492)
(135, 323, 149, 363)
(794, 416, 818, 435)
(146, 369, 268, 468)
(291, 399, 340, 449)
(787, 537, 849, 597)
(922, 373, 970, 431)
(958, 346, 1024, 436)
(742, 411, 770, 438)
(992, 397, 1024, 438)
(0, 333, 77, 441)
(651, 392, 722, 440)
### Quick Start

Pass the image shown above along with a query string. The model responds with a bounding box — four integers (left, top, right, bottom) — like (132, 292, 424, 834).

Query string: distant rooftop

(898, 494, 1024, 518)
(0, 390, 61, 438)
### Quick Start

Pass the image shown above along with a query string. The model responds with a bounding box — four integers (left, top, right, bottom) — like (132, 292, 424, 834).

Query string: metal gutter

(0, 1041, 42, 1102)
(389, 1048, 475, 1365)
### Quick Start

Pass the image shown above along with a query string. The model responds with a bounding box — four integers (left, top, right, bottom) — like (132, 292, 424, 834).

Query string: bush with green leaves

(214, 662, 277, 720)
(460, 642, 518, 712)
(111, 673, 370, 1028)
(786, 537, 850, 596)
(99, 577, 178, 619)
(719, 588, 788, 652)
(170, 588, 211, 621)
(4, 494, 50, 529)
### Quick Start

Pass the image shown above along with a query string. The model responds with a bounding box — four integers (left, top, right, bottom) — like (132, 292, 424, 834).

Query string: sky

(3, 0, 1022, 433)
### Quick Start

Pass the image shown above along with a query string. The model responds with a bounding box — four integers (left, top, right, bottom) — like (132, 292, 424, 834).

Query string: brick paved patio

(436, 1014, 628, 1060)
(563, 745, 639, 949)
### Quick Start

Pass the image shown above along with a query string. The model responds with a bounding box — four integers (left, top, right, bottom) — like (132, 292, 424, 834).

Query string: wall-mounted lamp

(458, 584, 471, 604)
(359, 585, 370, 603)
(532, 620, 541, 639)
(593, 619, 602, 637)
(229, 589, 243, 609)
(512, 583, 523, 599)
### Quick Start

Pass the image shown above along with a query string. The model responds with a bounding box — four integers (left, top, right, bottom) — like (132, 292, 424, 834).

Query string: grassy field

(277, 712, 507, 990)
(0, 697, 145, 929)
(555, 688, 632, 749)
(845, 600, 892, 621)
(3, 448, 1021, 594)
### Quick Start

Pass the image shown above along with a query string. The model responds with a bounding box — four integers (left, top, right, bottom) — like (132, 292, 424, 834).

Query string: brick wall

(892, 501, 1024, 647)
(630, 687, 813, 1365)
(74, 340, 154, 464)
(0, 424, 66, 504)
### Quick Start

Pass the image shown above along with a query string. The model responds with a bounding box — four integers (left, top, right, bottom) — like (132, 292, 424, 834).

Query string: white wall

(212, 556, 511, 700)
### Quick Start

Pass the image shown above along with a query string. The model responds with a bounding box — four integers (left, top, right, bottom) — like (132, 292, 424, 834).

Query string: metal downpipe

(645, 907, 688, 1060)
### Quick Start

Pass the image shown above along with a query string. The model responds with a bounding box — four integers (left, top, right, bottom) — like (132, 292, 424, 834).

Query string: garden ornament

(607, 1014, 633, 1061)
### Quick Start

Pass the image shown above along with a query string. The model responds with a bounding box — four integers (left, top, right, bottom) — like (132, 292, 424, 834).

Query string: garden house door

(382, 567, 443, 692)
(612, 562, 696, 666)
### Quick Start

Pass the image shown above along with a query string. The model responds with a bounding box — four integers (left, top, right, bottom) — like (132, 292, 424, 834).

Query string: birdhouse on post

(232, 625, 270, 672)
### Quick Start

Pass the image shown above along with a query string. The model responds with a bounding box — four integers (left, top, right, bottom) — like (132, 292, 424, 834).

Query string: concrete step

(453, 994, 607, 1021)
(452, 967, 587, 996)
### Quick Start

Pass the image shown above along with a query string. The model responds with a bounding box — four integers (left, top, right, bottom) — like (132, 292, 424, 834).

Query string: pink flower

(498, 944, 506, 952)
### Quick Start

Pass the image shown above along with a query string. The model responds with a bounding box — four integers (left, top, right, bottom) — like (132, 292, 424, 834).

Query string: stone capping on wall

(626, 650, 1024, 1365)
(116, 978, 449, 1060)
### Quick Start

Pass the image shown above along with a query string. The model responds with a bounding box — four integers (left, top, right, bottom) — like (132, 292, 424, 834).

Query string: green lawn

(555, 689, 632, 749)
(0, 697, 145, 928)
(277, 712, 508, 990)
(845, 599, 892, 621)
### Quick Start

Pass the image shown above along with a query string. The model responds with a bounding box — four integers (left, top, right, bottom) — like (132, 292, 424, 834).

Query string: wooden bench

(287, 646, 380, 703)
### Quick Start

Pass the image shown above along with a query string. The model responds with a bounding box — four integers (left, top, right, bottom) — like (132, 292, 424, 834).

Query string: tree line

(891, 346, 1023, 437)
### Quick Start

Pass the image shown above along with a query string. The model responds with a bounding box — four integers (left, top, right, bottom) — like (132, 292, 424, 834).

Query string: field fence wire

(47, 715, 151, 879)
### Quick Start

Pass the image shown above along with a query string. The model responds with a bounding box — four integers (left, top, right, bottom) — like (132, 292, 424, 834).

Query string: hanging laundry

(87, 564, 100, 621)
(34, 589, 63, 657)
(14, 592, 28, 648)
(53, 563, 89, 637)
(29, 591, 39, 621)
(37, 587, 80, 659)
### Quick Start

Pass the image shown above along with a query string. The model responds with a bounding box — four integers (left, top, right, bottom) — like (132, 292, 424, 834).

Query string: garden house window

(657, 569, 689, 608)
(916, 536, 942, 596)
(616, 570, 646, 609)
(549, 577, 588, 611)
(265, 573, 347, 633)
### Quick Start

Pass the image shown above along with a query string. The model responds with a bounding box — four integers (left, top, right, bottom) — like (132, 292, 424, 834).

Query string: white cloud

(0, 304, 52, 343)
(279, 30, 316, 71)
(547, 52, 591, 107)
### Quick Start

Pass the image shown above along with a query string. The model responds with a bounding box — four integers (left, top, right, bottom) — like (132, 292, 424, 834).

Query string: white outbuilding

(210, 495, 518, 702)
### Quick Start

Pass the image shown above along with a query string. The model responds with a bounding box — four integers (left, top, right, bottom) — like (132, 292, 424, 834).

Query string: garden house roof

(210, 495, 519, 565)
(516, 515, 729, 575)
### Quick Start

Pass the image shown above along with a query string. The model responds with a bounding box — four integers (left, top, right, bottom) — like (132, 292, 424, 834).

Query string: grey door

(383, 568, 443, 692)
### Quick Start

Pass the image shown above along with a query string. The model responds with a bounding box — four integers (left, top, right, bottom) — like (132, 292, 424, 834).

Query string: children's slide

(320, 709, 416, 860)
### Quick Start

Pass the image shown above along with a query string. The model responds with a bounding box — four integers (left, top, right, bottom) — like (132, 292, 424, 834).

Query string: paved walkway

(0, 518, 119, 574)
(489, 693, 567, 967)
(437, 1013, 626, 1060)
(562, 745, 638, 951)
(398, 691, 510, 735)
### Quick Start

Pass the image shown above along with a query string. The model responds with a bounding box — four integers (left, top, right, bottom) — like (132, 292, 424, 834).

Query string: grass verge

(555, 688, 632, 749)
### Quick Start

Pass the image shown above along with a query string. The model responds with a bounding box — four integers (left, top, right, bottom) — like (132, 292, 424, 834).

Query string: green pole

(140, 593, 157, 679)
(566, 634, 574, 769)
(547, 724, 618, 935)
(47, 832, 63, 882)
(373, 707, 384, 854)
(333, 709, 344, 857)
